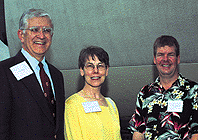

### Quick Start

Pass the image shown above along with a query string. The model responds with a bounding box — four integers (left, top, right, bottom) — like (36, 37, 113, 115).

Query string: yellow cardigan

(64, 93, 122, 140)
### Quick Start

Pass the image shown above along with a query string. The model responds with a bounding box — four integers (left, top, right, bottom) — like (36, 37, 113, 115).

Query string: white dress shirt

(21, 48, 56, 98)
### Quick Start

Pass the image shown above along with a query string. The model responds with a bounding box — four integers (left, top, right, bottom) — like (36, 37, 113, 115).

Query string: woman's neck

(82, 85, 102, 99)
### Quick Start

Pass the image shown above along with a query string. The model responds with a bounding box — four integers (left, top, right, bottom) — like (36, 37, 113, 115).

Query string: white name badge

(82, 101, 102, 113)
(167, 100, 183, 112)
(10, 61, 33, 80)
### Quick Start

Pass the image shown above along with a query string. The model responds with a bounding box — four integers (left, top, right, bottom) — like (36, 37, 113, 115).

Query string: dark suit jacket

(0, 51, 65, 140)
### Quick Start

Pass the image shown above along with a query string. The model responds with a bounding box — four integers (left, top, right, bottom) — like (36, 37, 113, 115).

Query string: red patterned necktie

(38, 62, 56, 119)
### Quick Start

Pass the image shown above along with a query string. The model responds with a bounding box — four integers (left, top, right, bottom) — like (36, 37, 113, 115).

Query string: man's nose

(163, 54, 168, 61)
(93, 66, 99, 73)
(36, 29, 46, 38)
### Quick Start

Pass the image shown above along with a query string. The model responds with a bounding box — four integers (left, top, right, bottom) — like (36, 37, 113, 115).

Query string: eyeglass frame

(84, 63, 107, 71)
(21, 26, 53, 36)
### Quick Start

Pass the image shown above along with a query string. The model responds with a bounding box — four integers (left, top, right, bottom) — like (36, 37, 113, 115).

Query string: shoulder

(105, 97, 118, 108)
(105, 97, 116, 104)
(179, 74, 198, 88)
(140, 82, 156, 92)
(105, 97, 119, 115)
(0, 51, 26, 69)
(136, 82, 158, 99)
(182, 77, 197, 85)
(0, 55, 18, 68)
(47, 63, 62, 73)
(65, 93, 84, 113)
(184, 79, 198, 92)
(65, 93, 82, 104)
(48, 63, 59, 71)
(47, 63, 64, 80)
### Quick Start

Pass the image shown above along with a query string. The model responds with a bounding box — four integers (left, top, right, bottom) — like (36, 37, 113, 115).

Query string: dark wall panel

(0, 0, 7, 45)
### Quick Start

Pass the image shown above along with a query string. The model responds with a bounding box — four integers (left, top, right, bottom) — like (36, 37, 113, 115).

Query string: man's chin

(159, 71, 178, 78)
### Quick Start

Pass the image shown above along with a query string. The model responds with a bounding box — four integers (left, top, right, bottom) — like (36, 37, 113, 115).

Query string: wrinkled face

(80, 55, 109, 88)
(154, 45, 180, 78)
(18, 16, 53, 61)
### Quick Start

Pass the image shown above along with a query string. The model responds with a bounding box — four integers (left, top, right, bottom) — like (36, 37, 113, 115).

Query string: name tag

(82, 101, 102, 113)
(10, 61, 33, 80)
(167, 100, 183, 112)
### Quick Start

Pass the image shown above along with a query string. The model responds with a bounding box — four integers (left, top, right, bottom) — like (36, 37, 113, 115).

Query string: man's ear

(105, 66, 109, 76)
(153, 55, 156, 64)
(80, 68, 84, 77)
(17, 29, 25, 43)
(177, 55, 180, 64)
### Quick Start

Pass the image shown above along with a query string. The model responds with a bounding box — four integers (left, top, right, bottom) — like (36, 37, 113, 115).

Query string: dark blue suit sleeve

(0, 65, 12, 139)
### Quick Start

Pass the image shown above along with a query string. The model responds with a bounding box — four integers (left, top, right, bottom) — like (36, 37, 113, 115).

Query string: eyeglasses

(84, 63, 106, 71)
(22, 26, 53, 36)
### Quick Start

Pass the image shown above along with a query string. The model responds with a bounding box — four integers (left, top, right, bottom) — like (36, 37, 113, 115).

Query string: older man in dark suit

(0, 9, 65, 139)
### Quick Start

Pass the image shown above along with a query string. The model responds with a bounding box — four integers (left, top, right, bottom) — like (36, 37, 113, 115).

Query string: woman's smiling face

(80, 55, 109, 88)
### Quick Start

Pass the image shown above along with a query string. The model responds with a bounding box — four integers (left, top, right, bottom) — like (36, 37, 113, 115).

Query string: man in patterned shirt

(129, 35, 198, 140)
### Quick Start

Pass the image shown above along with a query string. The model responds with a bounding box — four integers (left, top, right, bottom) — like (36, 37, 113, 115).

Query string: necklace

(82, 90, 104, 100)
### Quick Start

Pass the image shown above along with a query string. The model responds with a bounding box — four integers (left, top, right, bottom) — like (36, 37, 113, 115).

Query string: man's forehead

(157, 45, 176, 52)
(27, 16, 52, 27)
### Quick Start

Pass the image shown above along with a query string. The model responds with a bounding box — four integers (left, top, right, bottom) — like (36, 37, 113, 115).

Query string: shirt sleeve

(0, 65, 12, 139)
(113, 100, 120, 120)
(106, 97, 122, 139)
(189, 84, 198, 135)
(128, 86, 147, 134)
(106, 97, 120, 118)
(64, 95, 84, 140)
(111, 100, 122, 140)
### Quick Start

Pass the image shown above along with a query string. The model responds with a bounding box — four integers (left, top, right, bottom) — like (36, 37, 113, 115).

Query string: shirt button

(44, 93, 47, 97)
(51, 100, 54, 104)
(46, 82, 49, 86)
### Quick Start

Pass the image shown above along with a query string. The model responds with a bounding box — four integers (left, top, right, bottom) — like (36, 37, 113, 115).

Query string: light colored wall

(61, 63, 198, 118)
(5, 0, 198, 70)
(0, 40, 10, 61)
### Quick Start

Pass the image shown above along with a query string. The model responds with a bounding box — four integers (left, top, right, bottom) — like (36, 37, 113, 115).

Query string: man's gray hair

(19, 8, 53, 30)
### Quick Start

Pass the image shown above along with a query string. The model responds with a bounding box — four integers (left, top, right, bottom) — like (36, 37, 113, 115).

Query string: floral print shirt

(128, 74, 198, 140)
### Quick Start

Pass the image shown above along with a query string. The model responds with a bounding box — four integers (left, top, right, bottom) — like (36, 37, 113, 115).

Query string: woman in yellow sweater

(64, 46, 121, 140)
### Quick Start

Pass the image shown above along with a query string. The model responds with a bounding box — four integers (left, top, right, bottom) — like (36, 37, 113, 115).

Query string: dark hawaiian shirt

(128, 74, 198, 140)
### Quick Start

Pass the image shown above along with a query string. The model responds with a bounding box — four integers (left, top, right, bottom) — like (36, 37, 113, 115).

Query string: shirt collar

(21, 48, 46, 71)
(155, 73, 184, 88)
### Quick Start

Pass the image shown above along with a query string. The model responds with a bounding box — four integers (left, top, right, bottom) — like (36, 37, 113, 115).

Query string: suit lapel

(48, 64, 61, 130)
(13, 51, 55, 124)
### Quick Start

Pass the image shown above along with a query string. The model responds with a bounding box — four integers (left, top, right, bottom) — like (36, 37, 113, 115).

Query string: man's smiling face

(154, 45, 180, 78)
(19, 16, 53, 61)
